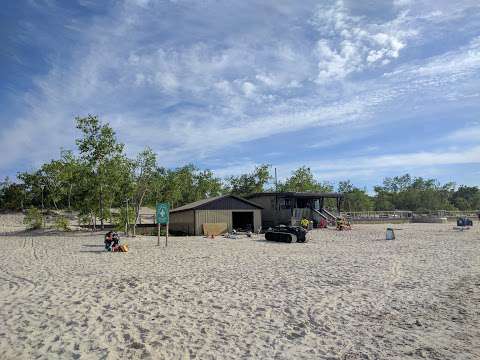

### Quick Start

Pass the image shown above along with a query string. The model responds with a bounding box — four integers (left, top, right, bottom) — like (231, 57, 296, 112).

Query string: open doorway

(232, 211, 254, 231)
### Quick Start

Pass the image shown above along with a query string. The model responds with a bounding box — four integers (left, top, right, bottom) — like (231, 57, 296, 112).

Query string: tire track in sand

(307, 291, 354, 358)
(31, 237, 39, 261)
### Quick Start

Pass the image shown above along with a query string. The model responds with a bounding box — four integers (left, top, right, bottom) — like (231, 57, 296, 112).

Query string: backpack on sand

(117, 244, 128, 252)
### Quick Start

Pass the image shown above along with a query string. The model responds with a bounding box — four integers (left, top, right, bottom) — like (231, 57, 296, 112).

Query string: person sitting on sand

(104, 231, 120, 252)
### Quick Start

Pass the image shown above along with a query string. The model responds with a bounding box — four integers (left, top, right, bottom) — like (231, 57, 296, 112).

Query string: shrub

(113, 207, 135, 233)
(54, 215, 70, 231)
(78, 213, 91, 226)
(23, 207, 43, 230)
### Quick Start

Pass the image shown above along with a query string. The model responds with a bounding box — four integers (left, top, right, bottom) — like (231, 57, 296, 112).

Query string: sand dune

(0, 221, 479, 359)
(0, 213, 26, 234)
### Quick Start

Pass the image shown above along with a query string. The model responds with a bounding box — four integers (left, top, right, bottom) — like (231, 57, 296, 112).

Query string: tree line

(1, 116, 479, 227)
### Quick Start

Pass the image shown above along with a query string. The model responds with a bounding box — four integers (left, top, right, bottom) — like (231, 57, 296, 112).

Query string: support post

(157, 223, 160, 246)
(274, 167, 278, 191)
(126, 199, 129, 237)
(165, 223, 169, 247)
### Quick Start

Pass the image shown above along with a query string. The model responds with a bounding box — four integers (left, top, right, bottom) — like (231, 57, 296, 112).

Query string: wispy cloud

(214, 145, 480, 182)
(145, 36, 480, 163)
(444, 123, 480, 143)
(1, 0, 479, 188)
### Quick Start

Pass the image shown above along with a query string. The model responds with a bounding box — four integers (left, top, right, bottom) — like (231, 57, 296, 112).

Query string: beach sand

(0, 216, 479, 359)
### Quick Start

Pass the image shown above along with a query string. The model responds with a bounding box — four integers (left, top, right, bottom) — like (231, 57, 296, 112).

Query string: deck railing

(341, 211, 413, 220)
(340, 210, 479, 220)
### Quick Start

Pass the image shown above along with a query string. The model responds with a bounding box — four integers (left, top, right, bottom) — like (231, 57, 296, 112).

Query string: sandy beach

(0, 217, 479, 359)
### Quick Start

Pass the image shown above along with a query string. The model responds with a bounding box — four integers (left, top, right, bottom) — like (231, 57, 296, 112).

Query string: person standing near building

(300, 218, 309, 229)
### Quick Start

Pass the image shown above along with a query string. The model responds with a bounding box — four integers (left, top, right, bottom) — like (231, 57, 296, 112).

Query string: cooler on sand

(386, 227, 395, 240)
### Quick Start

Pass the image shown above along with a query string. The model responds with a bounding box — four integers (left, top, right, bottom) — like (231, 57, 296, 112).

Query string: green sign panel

(156, 203, 170, 224)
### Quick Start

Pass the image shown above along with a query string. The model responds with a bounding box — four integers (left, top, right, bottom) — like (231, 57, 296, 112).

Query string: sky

(1, 0, 480, 191)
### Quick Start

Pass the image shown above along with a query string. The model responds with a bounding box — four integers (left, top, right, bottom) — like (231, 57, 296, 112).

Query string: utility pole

(274, 167, 278, 227)
(274, 167, 278, 191)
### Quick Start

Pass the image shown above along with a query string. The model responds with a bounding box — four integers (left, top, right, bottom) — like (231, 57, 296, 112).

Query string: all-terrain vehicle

(457, 217, 473, 227)
(264, 225, 308, 243)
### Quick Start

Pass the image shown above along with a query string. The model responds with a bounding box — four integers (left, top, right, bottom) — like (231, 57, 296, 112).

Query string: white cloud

(211, 145, 480, 182)
(127, 0, 151, 7)
(255, 73, 279, 87)
(445, 124, 480, 143)
(155, 72, 179, 92)
(326, 147, 480, 170)
(414, 38, 480, 77)
(382, 36, 480, 90)
(2, 32, 479, 169)
(311, 0, 416, 82)
(242, 82, 256, 97)
(393, 0, 412, 8)
(309, 145, 480, 181)
(1, 0, 480, 176)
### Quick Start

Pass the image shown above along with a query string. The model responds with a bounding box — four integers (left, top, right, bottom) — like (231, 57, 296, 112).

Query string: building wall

(247, 196, 275, 224)
(195, 209, 262, 235)
(247, 195, 292, 227)
(169, 210, 195, 235)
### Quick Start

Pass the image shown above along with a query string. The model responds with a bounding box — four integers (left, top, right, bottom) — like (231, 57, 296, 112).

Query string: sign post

(156, 203, 170, 247)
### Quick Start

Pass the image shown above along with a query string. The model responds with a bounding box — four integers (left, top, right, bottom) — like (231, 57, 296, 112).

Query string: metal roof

(246, 192, 343, 199)
(170, 195, 263, 213)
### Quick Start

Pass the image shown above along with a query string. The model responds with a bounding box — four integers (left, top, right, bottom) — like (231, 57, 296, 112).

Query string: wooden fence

(341, 210, 479, 223)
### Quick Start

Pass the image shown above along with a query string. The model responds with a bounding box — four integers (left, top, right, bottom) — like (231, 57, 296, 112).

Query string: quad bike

(457, 217, 473, 227)
(264, 225, 308, 243)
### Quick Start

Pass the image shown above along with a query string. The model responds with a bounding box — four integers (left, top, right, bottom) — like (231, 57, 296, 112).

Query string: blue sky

(1, 0, 479, 190)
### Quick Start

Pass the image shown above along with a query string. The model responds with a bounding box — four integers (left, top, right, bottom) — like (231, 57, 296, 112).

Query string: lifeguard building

(245, 192, 343, 228)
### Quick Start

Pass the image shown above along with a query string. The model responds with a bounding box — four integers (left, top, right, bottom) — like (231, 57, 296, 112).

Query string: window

(280, 198, 292, 209)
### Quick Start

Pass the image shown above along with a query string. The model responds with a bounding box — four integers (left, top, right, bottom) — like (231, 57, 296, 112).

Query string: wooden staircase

(292, 208, 339, 226)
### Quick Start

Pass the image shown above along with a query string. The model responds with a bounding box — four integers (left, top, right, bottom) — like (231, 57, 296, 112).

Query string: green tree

(194, 169, 223, 200)
(145, 164, 223, 209)
(59, 150, 82, 210)
(279, 166, 333, 193)
(17, 171, 46, 209)
(373, 174, 457, 211)
(374, 187, 395, 211)
(75, 115, 124, 229)
(338, 180, 374, 211)
(226, 164, 271, 196)
(132, 147, 157, 236)
(452, 186, 480, 210)
(39, 159, 65, 210)
(0, 178, 26, 210)
(67, 159, 99, 228)
(338, 180, 354, 194)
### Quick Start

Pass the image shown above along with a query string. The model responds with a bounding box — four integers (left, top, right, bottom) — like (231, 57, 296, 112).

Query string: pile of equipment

(336, 217, 352, 231)
(317, 219, 328, 229)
